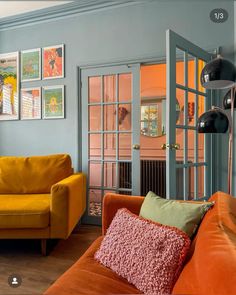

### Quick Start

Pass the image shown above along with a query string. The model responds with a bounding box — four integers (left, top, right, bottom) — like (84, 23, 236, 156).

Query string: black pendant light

(197, 108, 229, 133)
(223, 89, 236, 109)
(201, 56, 236, 89)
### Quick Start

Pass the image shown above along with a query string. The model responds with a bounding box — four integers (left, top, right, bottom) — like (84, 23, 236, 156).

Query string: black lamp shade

(197, 109, 229, 133)
(201, 57, 236, 89)
(223, 89, 236, 109)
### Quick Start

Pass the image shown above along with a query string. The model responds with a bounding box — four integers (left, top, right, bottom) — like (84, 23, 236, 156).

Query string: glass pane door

(81, 65, 140, 224)
(166, 29, 214, 200)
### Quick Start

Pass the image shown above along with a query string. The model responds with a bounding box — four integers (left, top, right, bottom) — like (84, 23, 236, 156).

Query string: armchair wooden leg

(41, 239, 47, 256)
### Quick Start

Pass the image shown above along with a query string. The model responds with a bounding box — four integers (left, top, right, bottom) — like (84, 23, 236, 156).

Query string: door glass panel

(118, 133, 131, 160)
(89, 76, 101, 103)
(198, 60, 206, 92)
(89, 162, 101, 187)
(104, 162, 116, 188)
(118, 162, 132, 189)
(176, 128, 184, 161)
(198, 166, 205, 199)
(198, 133, 205, 162)
(187, 130, 195, 162)
(89, 189, 102, 216)
(188, 166, 194, 200)
(89, 134, 101, 160)
(176, 167, 184, 199)
(187, 92, 195, 126)
(198, 95, 205, 117)
(118, 104, 131, 131)
(176, 48, 185, 86)
(104, 105, 116, 131)
(119, 73, 132, 102)
(89, 105, 101, 131)
(104, 75, 116, 103)
(188, 54, 196, 90)
(104, 133, 116, 160)
(176, 88, 185, 125)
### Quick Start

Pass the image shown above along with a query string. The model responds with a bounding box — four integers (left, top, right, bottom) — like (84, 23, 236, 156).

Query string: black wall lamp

(197, 55, 236, 195)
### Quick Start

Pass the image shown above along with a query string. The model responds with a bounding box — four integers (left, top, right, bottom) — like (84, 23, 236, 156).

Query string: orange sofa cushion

(0, 194, 50, 229)
(0, 154, 73, 194)
(44, 236, 142, 295)
(173, 191, 236, 295)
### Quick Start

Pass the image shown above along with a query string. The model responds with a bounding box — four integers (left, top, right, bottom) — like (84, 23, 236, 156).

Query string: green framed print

(0, 51, 19, 121)
(21, 48, 41, 82)
(21, 87, 41, 120)
(42, 85, 64, 119)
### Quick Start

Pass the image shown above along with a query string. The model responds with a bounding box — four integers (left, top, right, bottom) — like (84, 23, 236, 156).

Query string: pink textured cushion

(95, 208, 190, 295)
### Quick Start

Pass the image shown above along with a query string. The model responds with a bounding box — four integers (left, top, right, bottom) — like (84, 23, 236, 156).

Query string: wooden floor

(0, 225, 101, 294)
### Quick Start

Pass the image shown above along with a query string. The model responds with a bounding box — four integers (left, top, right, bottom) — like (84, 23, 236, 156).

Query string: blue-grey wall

(0, 1, 234, 192)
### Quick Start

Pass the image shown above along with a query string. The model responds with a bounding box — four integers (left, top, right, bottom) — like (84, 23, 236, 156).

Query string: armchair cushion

(0, 154, 73, 194)
(0, 194, 50, 228)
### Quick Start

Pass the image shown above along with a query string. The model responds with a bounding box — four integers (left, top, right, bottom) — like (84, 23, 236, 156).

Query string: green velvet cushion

(139, 191, 214, 238)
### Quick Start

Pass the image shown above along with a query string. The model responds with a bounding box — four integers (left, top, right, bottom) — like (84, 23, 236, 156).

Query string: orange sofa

(45, 191, 236, 294)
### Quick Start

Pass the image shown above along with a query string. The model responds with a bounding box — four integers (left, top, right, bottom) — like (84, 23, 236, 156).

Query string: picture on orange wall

(42, 44, 64, 79)
(0, 51, 19, 121)
(21, 87, 41, 120)
(42, 85, 64, 119)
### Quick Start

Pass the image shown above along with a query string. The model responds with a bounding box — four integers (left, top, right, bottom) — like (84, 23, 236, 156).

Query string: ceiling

(0, 1, 72, 19)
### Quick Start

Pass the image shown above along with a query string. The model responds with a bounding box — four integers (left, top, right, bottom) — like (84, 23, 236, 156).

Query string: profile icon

(12, 277, 18, 285)
(8, 274, 22, 288)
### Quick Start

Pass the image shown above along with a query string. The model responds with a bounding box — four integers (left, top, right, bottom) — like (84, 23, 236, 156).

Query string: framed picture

(21, 48, 41, 82)
(42, 44, 64, 79)
(42, 85, 64, 119)
(21, 87, 41, 120)
(0, 51, 19, 121)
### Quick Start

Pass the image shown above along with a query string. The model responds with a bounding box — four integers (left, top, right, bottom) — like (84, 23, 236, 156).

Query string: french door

(166, 30, 214, 200)
(81, 64, 140, 224)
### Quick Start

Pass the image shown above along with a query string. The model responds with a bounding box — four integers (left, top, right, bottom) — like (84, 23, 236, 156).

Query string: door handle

(161, 143, 180, 150)
(133, 144, 140, 150)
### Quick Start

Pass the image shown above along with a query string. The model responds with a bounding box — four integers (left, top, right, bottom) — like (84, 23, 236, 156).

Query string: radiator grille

(140, 160, 166, 197)
(119, 160, 166, 198)
(119, 160, 189, 199)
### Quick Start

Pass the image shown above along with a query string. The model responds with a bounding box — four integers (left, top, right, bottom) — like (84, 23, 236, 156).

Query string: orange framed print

(42, 44, 64, 79)
(21, 87, 41, 120)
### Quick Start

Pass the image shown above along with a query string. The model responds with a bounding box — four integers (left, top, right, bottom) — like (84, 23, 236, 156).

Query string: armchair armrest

(102, 193, 144, 235)
(50, 173, 86, 239)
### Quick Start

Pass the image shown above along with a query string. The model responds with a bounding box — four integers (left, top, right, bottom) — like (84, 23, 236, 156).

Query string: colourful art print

(21, 48, 41, 82)
(43, 86, 64, 119)
(43, 44, 64, 79)
(0, 52, 19, 120)
(21, 88, 41, 120)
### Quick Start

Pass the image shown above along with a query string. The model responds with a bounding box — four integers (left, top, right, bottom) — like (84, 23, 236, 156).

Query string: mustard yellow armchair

(0, 154, 86, 255)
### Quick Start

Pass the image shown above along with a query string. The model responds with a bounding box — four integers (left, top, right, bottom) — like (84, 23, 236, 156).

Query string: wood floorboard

(0, 224, 102, 295)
